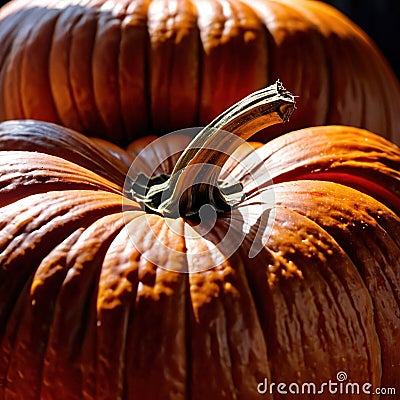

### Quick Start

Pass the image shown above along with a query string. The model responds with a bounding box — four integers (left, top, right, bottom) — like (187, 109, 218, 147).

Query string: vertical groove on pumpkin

(0, 3, 30, 120)
(95, 222, 140, 400)
(40, 213, 126, 399)
(118, 0, 150, 142)
(309, 2, 390, 137)
(116, 2, 130, 145)
(48, 5, 84, 131)
(266, 0, 331, 129)
(144, 0, 154, 136)
(0, 193, 128, 398)
(272, 183, 400, 387)
(3, 7, 46, 121)
(276, 183, 400, 388)
(91, 1, 126, 144)
(122, 216, 188, 399)
(68, 1, 105, 137)
(148, 0, 172, 134)
(20, 7, 60, 123)
(5, 229, 84, 400)
(269, 207, 380, 388)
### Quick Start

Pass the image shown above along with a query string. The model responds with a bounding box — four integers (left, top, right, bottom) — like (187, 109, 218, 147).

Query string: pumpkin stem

(129, 80, 295, 218)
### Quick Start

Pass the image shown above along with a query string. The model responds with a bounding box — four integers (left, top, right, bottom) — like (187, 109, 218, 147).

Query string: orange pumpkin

(0, 0, 400, 145)
(0, 82, 399, 398)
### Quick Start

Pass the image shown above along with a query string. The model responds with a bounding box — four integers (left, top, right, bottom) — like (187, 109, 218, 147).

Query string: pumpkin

(1, 0, 400, 145)
(0, 81, 399, 398)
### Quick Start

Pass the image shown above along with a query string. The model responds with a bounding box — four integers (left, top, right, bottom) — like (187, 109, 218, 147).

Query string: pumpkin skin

(1, 0, 400, 145)
(0, 119, 399, 399)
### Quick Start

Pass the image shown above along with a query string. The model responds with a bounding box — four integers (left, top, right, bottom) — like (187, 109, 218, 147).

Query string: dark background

(323, 0, 400, 79)
(0, 0, 399, 79)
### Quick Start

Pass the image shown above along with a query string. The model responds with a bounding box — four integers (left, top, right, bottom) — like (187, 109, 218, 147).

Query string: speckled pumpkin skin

(1, 0, 400, 145)
(0, 120, 399, 399)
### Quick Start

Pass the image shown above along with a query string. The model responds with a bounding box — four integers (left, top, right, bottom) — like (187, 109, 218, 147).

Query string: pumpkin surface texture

(0, 0, 400, 145)
(0, 82, 400, 399)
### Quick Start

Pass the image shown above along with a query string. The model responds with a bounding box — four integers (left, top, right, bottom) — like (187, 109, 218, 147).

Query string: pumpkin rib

(195, 0, 268, 126)
(49, 4, 90, 133)
(0, 5, 33, 121)
(0, 195, 137, 399)
(39, 212, 128, 399)
(272, 180, 400, 387)
(119, 0, 151, 141)
(218, 204, 376, 388)
(147, 0, 175, 133)
(0, 151, 125, 207)
(231, 204, 381, 388)
(66, 3, 98, 134)
(95, 220, 142, 399)
(283, 0, 365, 129)
(235, 125, 400, 212)
(0, 120, 130, 184)
(121, 215, 189, 399)
(186, 241, 267, 399)
(20, 5, 61, 122)
(274, 206, 381, 387)
(191, 224, 273, 398)
(3, 228, 85, 400)
(244, 0, 330, 134)
(91, 1, 126, 144)
(303, 0, 398, 138)
(68, 2, 108, 137)
(148, 0, 200, 133)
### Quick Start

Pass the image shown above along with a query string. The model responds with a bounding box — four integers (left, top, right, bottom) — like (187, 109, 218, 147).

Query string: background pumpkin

(0, 0, 400, 145)
(0, 83, 399, 398)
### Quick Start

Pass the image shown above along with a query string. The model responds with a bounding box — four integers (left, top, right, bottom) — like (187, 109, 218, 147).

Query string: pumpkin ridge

(4, 228, 85, 400)
(94, 224, 140, 399)
(306, 0, 400, 138)
(92, 6, 127, 144)
(0, 4, 34, 121)
(21, 6, 62, 122)
(50, 5, 89, 132)
(69, 3, 108, 137)
(281, 208, 381, 387)
(0, 120, 131, 184)
(2, 7, 49, 120)
(67, 7, 97, 134)
(239, 205, 381, 388)
(114, 1, 131, 144)
(0, 150, 125, 205)
(273, 180, 400, 386)
(0, 192, 130, 366)
(38, 212, 127, 399)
